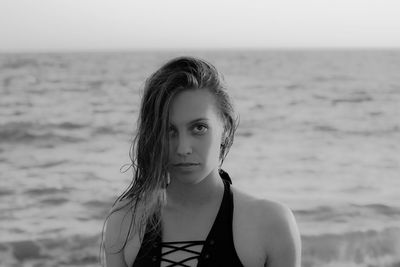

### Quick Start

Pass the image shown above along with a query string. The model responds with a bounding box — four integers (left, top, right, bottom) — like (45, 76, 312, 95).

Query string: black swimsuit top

(132, 170, 244, 267)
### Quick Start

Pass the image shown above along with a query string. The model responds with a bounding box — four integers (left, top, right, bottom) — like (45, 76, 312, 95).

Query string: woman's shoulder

(104, 198, 138, 252)
(104, 198, 144, 266)
(231, 186, 301, 266)
(231, 186, 292, 222)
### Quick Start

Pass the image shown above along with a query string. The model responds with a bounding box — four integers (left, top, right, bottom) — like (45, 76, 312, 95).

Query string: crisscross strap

(160, 240, 205, 267)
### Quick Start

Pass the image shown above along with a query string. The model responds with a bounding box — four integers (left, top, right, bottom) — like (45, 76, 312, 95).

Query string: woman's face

(167, 89, 224, 185)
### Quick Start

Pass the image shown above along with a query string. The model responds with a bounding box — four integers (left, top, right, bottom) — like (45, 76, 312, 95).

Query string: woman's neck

(166, 169, 224, 208)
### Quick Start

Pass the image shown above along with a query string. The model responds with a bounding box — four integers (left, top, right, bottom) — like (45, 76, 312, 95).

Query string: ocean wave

(313, 125, 340, 133)
(0, 121, 85, 143)
(34, 160, 69, 168)
(313, 124, 400, 136)
(332, 96, 374, 105)
(357, 204, 400, 217)
(1, 130, 84, 144)
(0, 121, 102, 144)
(313, 74, 356, 83)
(0, 123, 126, 145)
(302, 227, 400, 267)
(54, 122, 88, 130)
(295, 204, 400, 222)
(91, 125, 125, 136)
(1, 229, 399, 267)
(0, 189, 14, 197)
(344, 126, 400, 137)
(0, 119, 131, 144)
(0, 235, 101, 267)
(0, 58, 39, 69)
(40, 197, 69, 206)
(24, 187, 71, 196)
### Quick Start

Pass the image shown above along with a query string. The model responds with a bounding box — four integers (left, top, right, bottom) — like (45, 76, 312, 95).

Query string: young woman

(104, 56, 301, 267)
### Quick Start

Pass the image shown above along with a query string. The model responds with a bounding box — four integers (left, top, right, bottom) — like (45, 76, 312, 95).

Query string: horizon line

(1, 46, 400, 54)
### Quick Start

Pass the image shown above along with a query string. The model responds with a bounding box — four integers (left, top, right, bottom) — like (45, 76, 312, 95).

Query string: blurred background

(1, 1, 400, 266)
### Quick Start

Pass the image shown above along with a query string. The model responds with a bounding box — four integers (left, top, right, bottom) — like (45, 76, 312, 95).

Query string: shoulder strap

(219, 168, 232, 184)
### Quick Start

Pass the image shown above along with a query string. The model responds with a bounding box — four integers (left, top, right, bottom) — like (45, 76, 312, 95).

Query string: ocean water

(0, 50, 399, 267)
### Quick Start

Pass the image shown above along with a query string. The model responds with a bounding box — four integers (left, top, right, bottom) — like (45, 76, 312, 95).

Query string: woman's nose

(176, 135, 192, 156)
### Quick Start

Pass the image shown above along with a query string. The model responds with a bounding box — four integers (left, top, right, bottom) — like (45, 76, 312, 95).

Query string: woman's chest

(161, 204, 219, 241)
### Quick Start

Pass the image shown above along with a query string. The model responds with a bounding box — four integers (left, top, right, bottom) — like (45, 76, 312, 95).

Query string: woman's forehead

(168, 89, 220, 125)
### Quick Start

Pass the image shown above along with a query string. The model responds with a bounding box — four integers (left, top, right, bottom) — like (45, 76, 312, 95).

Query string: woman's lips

(173, 163, 199, 166)
(172, 163, 200, 171)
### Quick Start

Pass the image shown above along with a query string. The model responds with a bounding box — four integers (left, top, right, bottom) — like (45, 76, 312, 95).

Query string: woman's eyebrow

(189, 118, 209, 124)
(169, 118, 209, 127)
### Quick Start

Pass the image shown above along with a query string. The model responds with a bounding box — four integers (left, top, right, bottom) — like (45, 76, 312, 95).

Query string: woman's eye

(193, 124, 208, 134)
(168, 127, 177, 136)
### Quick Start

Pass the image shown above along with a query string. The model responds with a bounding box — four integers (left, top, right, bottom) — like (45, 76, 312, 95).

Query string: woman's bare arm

(263, 202, 301, 267)
(104, 201, 136, 267)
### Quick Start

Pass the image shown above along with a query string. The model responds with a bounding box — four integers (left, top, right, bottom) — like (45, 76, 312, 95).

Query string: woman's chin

(170, 171, 205, 185)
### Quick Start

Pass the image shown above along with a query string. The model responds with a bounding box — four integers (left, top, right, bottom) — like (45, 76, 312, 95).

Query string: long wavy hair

(102, 56, 239, 260)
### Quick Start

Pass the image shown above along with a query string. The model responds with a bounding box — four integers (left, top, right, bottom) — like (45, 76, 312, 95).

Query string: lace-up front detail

(159, 240, 205, 267)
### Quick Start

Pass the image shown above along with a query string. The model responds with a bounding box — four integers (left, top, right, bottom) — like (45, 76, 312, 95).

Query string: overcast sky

(1, 0, 400, 52)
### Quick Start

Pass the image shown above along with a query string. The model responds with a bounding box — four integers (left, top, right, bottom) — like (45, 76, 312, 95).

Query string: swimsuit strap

(219, 168, 232, 184)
